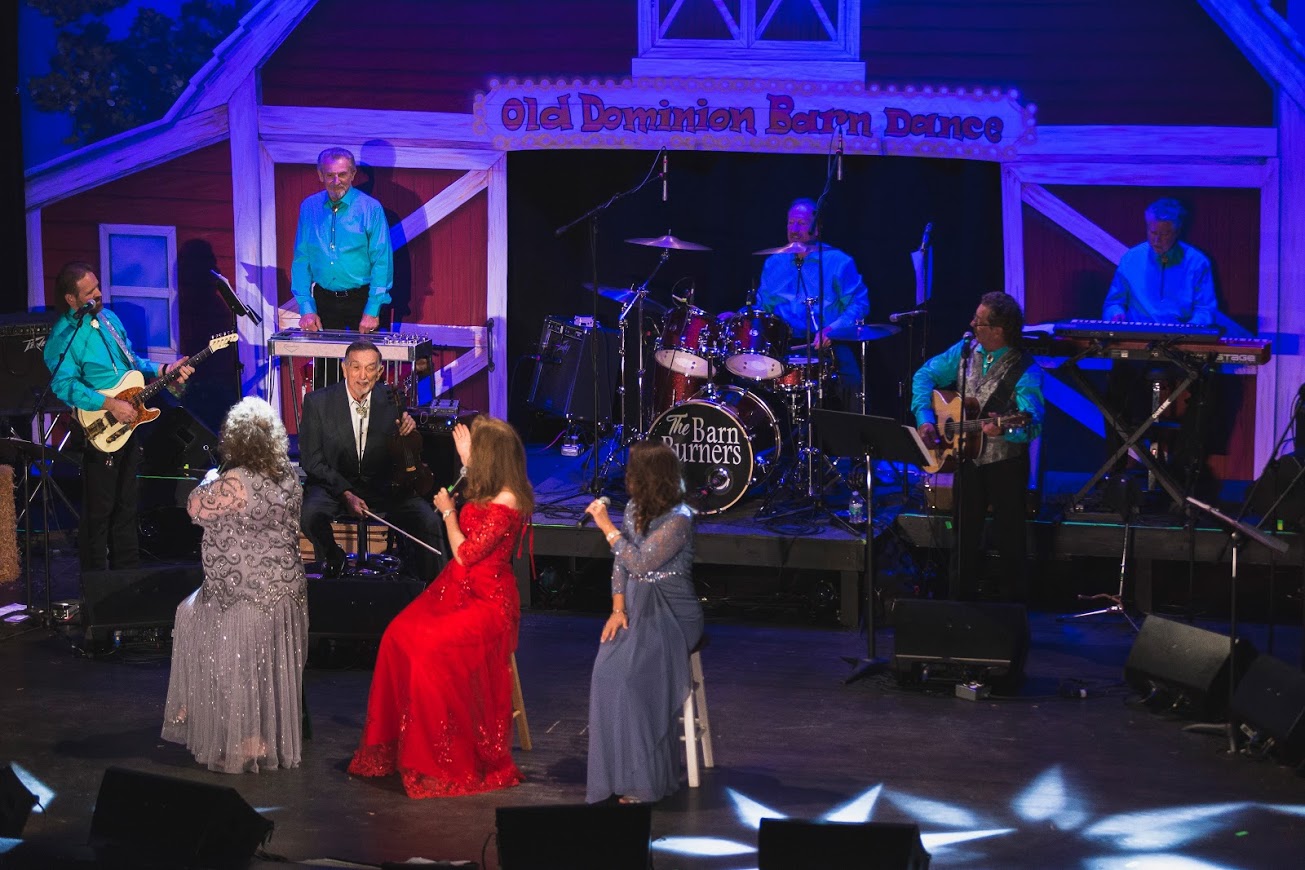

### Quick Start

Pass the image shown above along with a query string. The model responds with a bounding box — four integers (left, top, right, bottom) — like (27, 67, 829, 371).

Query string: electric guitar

(921, 389, 1030, 474)
(75, 331, 239, 453)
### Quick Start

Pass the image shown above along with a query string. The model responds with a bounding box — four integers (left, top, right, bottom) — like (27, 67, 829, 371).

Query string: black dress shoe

(323, 553, 347, 579)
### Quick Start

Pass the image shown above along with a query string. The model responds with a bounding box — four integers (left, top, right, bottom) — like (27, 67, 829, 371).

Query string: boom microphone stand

(554, 149, 668, 496)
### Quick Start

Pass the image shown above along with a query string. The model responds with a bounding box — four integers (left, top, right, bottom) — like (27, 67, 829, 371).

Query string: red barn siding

(261, 0, 636, 113)
(274, 163, 489, 414)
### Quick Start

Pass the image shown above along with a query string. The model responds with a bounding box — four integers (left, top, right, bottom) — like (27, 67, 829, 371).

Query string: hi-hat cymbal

(752, 241, 828, 257)
(825, 323, 901, 342)
(625, 233, 711, 251)
(583, 283, 669, 315)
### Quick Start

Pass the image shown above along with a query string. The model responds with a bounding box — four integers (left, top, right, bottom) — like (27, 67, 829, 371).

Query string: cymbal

(752, 241, 828, 257)
(0, 437, 81, 466)
(583, 283, 669, 315)
(825, 323, 901, 342)
(625, 233, 711, 251)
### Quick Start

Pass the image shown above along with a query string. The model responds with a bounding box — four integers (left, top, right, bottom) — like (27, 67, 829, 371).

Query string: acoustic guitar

(75, 331, 238, 453)
(921, 388, 1030, 474)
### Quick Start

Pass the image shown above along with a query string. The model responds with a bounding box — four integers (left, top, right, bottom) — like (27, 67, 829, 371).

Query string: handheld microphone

(888, 307, 928, 324)
(447, 465, 468, 494)
(835, 128, 844, 182)
(662, 151, 668, 202)
(579, 495, 611, 527)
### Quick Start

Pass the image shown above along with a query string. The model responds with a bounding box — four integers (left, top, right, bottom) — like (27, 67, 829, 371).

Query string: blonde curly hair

(219, 397, 293, 482)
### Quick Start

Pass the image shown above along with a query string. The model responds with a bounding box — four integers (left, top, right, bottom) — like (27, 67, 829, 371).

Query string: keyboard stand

(1061, 339, 1202, 513)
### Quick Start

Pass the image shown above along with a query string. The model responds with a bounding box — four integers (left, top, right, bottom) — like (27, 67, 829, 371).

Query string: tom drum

(655, 305, 720, 377)
(722, 311, 791, 380)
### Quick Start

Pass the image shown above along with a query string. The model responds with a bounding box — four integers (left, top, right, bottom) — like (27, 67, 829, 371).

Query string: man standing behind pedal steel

(44, 261, 193, 571)
(291, 147, 393, 335)
(911, 291, 1043, 603)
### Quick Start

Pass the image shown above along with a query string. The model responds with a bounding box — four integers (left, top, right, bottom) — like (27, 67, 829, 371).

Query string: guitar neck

(136, 345, 215, 402)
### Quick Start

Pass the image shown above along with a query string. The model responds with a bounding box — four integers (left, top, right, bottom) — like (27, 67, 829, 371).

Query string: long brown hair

(463, 416, 535, 518)
(626, 441, 683, 535)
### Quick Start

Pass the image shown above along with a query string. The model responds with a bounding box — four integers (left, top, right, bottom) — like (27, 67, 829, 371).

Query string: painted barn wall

(860, 0, 1273, 126)
(260, 0, 637, 113)
(261, 0, 1272, 128)
(273, 163, 490, 414)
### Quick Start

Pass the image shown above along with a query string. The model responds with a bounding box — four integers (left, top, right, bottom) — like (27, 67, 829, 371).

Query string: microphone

(888, 307, 928, 323)
(961, 330, 975, 359)
(446, 465, 468, 494)
(579, 495, 611, 527)
(73, 300, 95, 320)
(662, 151, 668, 202)
(835, 128, 844, 182)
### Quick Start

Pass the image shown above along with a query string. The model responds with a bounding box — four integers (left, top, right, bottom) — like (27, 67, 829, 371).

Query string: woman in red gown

(348, 415, 534, 798)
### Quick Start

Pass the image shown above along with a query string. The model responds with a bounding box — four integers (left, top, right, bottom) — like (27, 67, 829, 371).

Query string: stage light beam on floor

(1013, 764, 1089, 830)
(1083, 802, 1251, 850)
(822, 784, 882, 823)
(883, 788, 983, 828)
(1083, 855, 1240, 870)
(920, 828, 1016, 852)
(8, 764, 52, 812)
(727, 788, 787, 830)
(651, 836, 756, 857)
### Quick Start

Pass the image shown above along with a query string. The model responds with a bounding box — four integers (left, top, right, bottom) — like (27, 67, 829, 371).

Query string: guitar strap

(96, 314, 136, 371)
(979, 349, 1033, 418)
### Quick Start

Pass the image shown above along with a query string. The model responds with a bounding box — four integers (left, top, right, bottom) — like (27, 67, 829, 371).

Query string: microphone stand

(954, 335, 974, 599)
(211, 270, 262, 400)
(554, 149, 666, 498)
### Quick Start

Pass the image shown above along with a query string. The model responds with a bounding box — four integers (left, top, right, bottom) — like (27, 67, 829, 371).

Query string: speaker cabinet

(1231, 654, 1305, 762)
(527, 317, 619, 422)
(890, 599, 1030, 691)
(758, 819, 931, 870)
(140, 407, 219, 477)
(1248, 455, 1305, 531)
(1124, 615, 1257, 718)
(496, 802, 651, 870)
(0, 312, 62, 416)
(307, 575, 426, 640)
(80, 563, 203, 644)
(89, 767, 273, 869)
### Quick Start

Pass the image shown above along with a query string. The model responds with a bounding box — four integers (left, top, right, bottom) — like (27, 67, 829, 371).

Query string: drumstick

(361, 508, 444, 556)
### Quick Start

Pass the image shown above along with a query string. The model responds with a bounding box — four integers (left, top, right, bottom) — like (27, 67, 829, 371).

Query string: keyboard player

(1101, 197, 1221, 499)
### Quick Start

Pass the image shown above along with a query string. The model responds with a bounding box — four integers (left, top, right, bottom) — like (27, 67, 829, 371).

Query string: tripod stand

(1058, 474, 1141, 631)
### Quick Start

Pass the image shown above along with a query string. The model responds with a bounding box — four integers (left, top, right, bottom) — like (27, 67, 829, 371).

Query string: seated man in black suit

(299, 339, 444, 580)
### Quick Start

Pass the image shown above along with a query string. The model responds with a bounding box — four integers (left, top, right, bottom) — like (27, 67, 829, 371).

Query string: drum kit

(597, 232, 901, 517)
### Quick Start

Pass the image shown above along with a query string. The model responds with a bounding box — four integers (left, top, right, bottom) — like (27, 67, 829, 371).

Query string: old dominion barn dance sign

(475, 77, 1036, 158)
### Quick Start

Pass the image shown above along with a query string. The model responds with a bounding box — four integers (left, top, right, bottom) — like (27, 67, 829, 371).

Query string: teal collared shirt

(43, 308, 161, 413)
(1103, 241, 1218, 325)
(910, 340, 1044, 444)
(290, 186, 394, 318)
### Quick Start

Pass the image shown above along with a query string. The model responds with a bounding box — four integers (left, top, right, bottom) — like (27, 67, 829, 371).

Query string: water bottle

(847, 489, 866, 525)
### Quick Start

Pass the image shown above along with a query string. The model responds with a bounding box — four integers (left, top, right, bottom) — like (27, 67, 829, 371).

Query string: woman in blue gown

(583, 441, 704, 804)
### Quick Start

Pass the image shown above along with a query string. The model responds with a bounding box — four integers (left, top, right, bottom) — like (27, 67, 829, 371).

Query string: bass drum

(648, 386, 782, 515)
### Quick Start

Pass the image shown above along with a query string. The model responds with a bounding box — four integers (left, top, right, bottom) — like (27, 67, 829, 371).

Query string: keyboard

(1053, 319, 1223, 344)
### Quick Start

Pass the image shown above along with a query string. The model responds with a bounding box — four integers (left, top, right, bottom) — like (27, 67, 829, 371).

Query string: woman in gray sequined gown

(162, 398, 308, 774)
(583, 442, 703, 804)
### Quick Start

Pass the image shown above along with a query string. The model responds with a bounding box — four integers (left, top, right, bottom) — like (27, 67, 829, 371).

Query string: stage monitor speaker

(758, 819, 931, 870)
(1124, 615, 1257, 718)
(0, 764, 38, 838)
(89, 766, 273, 869)
(0, 311, 63, 416)
(80, 563, 203, 644)
(1231, 653, 1305, 763)
(307, 575, 426, 640)
(496, 802, 651, 869)
(526, 317, 618, 422)
(140, 407, 219, 477)
(890, 599, 1030, 691)
(1247, 454, 1305, 532)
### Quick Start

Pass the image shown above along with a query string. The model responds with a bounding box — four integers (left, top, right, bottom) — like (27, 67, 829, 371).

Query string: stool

(680, 638, 714, 787)
(510, 652, 532, 751)
(338, 513, 400, 576)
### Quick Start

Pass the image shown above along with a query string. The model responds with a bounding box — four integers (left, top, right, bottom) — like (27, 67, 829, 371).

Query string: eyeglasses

(971, 320, 996, 328)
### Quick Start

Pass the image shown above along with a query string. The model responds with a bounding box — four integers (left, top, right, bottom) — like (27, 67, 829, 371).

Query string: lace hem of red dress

(348, 742, 524, 798)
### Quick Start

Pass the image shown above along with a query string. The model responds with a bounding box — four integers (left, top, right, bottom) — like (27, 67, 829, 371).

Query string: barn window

(635, 0, 864, 81)
(98, 224, 180, 361)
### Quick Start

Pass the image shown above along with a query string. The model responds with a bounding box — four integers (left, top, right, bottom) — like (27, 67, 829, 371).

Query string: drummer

(729, 198, 869, 406)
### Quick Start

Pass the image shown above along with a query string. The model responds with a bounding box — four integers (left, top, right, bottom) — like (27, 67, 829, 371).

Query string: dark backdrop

(505, 149, 1003, 431)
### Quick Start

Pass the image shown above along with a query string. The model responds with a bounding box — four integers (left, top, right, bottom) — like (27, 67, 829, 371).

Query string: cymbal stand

(1057, 506, 1141, 631)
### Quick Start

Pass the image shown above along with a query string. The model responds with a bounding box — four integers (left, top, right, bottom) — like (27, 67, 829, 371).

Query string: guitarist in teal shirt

(44, 261, 193, 571)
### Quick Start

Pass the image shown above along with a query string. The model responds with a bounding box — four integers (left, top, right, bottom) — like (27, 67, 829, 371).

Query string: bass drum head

(648, 386, 781, 514)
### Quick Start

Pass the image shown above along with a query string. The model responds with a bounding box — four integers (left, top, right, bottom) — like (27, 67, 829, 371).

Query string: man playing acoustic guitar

(45, 262, 194, 571)
(911, 291, 1044, 602)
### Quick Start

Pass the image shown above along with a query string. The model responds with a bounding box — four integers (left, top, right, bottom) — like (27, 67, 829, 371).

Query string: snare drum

(722, 311, 791, 380)
(773, 353, 832, 392)
(648, 386, 782, 514)
(655, 305, 720, 377)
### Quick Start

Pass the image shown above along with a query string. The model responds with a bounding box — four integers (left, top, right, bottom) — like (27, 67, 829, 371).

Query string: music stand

(811, 410, 934, 683)
(1185, 495, 1289, 754)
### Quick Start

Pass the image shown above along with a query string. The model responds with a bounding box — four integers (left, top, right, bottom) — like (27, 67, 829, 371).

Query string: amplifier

(0, 311, 63, 415)
(527, 317, 618, 422)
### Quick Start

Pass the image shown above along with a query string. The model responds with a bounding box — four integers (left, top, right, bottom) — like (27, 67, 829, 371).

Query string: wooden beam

(1010, 161, 1272, 188)
(26, 210, 43, 311)
(391, 171, 489, 252)
(487, 153, 509, 417)
(1198, 0, 1305, 112)
(185, 0, 320, 116)
(1001, 165, 1024, 305)
(1274, 94, 1305, 467)
(428, 347, 490, 398)
(228, 74, 270, 399)
(262, 140, 499, 171)
(25, 107, 229, 210)
(259, 106, 489, 153)
(1256, 156, 1281, 472)
(1021, 183, 1128, 264)
(1025, 125, 1277, 159)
